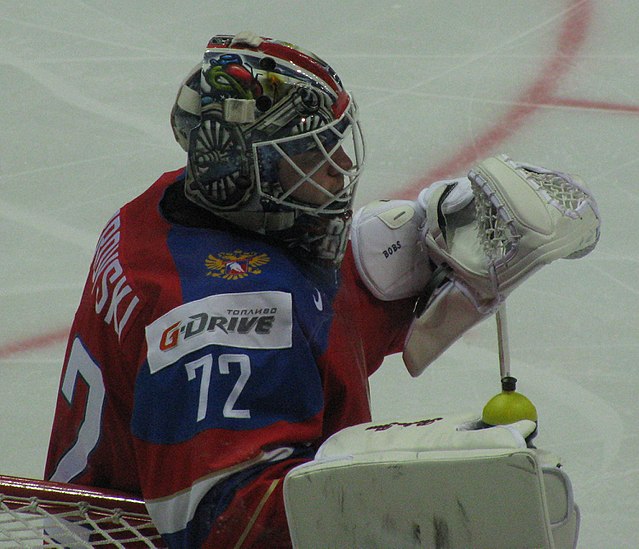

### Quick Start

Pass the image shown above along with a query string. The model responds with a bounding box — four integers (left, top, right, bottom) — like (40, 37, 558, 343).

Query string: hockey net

(0, 475, 165, 548)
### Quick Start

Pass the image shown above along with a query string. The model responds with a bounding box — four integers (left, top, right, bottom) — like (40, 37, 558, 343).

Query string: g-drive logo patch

(146, 291, 292, 373)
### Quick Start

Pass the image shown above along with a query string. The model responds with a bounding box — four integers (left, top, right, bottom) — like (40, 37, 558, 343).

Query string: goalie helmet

(171, 32, 365, 264)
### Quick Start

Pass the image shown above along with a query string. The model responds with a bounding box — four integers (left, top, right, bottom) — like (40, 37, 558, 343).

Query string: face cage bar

(252, 96, 365, 216)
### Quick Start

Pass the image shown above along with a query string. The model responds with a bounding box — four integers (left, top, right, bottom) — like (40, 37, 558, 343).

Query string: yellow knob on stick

(482, 376, 538, 425)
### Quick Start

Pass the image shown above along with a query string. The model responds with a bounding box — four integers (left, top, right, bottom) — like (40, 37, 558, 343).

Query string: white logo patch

(146, 291, 292, 374)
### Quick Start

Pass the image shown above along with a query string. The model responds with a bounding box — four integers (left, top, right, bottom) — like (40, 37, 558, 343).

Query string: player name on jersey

(90, 211, 140, 340)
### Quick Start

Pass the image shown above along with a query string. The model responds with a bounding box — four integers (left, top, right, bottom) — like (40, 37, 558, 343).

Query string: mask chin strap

(217, 206, 350, 264)
(215, 209, 296, 232)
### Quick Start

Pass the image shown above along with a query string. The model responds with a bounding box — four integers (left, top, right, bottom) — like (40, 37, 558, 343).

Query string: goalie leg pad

(284, 416, 578, 549)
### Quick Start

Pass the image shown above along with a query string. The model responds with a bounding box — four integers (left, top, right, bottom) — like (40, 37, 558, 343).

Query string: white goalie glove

(352, 154, 601, 376)
(405, 154, 600, 375)
(419, 155, 599, 307)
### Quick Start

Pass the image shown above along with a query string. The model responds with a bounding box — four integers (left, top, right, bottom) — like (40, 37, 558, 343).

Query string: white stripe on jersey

(146, 446, 295, 534)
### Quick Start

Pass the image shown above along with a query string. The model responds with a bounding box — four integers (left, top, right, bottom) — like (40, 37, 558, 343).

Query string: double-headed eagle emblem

(205, 250, 270, 280)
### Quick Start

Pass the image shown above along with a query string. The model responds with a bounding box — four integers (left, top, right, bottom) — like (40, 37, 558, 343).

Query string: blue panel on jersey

(132, 339, 323, 443)
(167, 224, 339, 350)
(166, 225, 300, 297)
(133, 225, 340, 444)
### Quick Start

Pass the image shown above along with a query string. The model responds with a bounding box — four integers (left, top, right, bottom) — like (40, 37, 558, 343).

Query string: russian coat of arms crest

(205, 250, 270, 280)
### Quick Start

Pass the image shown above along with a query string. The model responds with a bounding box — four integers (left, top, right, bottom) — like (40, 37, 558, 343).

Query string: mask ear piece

(185, 115, 253, 210)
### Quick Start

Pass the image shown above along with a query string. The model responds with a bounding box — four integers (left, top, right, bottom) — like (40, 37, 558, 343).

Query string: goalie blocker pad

(404, 154, 600, 376)
(350, 199, 432, 301)
(284, 414, 579, 549)
(350, 178, 474, 302)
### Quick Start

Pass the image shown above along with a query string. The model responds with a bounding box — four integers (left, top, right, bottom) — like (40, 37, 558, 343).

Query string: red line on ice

(544, 96, 639, 114)
(0, 0, 598, 359)
(392, 0, 595, 198)
(0, 327, 69, 360)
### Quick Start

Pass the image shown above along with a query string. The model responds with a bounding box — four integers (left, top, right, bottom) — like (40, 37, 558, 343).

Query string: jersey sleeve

(45, 209, 148, 493)
(339, 244, 417, 374)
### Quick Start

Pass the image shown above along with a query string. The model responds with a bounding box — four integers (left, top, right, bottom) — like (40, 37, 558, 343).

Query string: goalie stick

(496, 303, 510, 380)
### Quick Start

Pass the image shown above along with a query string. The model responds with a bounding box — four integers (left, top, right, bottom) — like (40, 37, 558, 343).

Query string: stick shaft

(496, 304, 510, 379)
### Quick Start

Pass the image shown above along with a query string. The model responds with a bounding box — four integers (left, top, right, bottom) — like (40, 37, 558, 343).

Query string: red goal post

(0, 475, 165, 547)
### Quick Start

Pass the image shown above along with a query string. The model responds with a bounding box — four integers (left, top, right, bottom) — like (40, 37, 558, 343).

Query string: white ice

(1, 1, 638, 546)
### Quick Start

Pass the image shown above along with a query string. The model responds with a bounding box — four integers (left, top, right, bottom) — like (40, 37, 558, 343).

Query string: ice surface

(1, 2, 637, 546)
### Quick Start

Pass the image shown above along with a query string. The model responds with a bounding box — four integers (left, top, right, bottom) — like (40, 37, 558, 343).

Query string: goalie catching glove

(351, 154, 601, 376)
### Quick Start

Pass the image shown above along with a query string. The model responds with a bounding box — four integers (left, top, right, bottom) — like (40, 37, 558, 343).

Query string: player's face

(278, 146, 353, 205)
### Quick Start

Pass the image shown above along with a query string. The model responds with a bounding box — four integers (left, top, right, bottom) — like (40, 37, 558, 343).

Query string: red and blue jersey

(45, 168, 414, 548)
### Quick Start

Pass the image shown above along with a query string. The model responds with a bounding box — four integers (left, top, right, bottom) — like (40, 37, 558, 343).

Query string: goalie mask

(171, 32, 365, 265)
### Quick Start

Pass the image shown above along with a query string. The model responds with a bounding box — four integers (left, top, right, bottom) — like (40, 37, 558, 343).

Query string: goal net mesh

(0, 475, 165, 548)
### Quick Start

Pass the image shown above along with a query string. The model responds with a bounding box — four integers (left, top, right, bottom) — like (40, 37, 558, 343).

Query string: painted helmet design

(171, 32, 365, 264)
